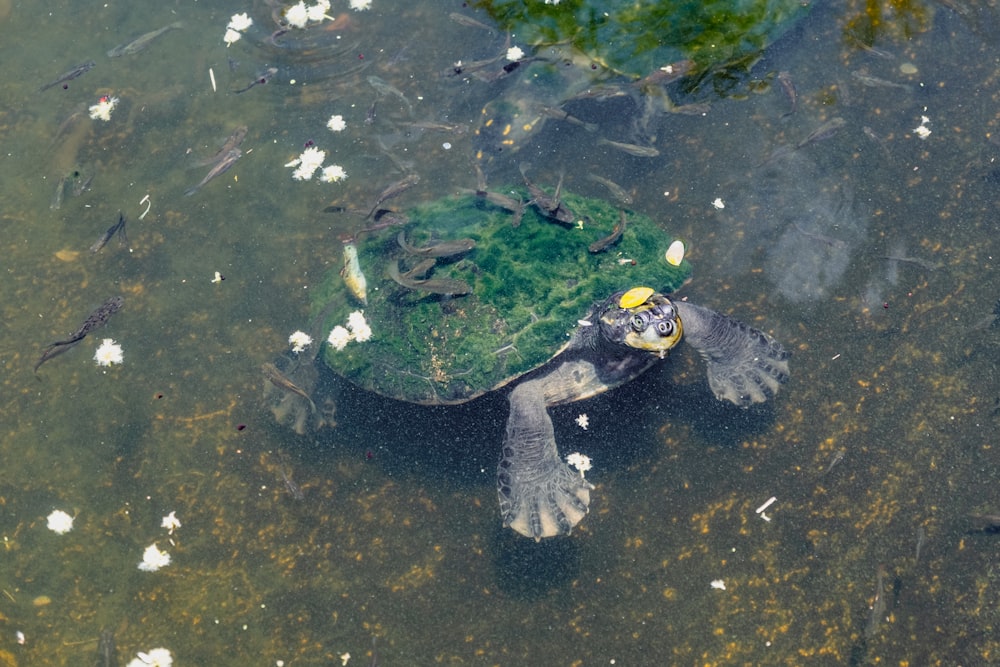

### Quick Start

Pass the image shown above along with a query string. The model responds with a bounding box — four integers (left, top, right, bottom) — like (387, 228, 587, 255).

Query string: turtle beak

(605, 294, 683, 354)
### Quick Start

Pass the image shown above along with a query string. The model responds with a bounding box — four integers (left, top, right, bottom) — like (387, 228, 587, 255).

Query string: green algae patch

(313, 189, 691, 405)
(473, 0, 812, 78)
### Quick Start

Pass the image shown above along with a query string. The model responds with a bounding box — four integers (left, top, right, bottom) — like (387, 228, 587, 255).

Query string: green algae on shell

(472, 0, 813, 79)
(313, 188, 691, 405)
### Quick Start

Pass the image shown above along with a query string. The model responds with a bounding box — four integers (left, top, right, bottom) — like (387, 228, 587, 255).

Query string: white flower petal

(46, 510, 74, 534)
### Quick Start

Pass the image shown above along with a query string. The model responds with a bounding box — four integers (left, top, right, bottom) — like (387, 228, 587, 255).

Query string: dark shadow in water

(287, 363, 506, 493)
(490, 524, 582, 598)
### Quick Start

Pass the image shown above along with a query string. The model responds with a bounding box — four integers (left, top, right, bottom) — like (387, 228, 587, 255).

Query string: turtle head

(600, 286, 683, 355)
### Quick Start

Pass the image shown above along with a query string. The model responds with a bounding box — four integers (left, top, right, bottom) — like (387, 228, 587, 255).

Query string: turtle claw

(674, 301, 790, 407)
(498, 458, 593, 540)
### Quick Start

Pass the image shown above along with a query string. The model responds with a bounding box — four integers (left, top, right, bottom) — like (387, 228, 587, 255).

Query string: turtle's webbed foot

(498, 456, 593, 540)
(675, 301, 790, 407)
(706, 324, 790, 406)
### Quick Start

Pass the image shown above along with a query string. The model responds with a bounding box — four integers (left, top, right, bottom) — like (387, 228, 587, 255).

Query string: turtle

(268, 184, 790, 540)
(465, 0, 814, 162)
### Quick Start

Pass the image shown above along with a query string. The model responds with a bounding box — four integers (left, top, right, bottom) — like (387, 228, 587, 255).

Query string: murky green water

(1, 0, 999, 665)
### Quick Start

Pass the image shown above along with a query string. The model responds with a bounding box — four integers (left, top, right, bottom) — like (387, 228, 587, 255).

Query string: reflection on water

(1, 0, 1000, 664)
(719, 148, 869, 304)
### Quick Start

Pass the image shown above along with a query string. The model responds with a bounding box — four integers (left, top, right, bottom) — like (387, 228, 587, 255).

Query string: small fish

(185, 148, 241, 196)
(397, 231, 476, 258)
(597, 138, 660, 157)
(90, 212, 128, 253)
(792, 222, 846, 248)
(388, 260, 471, 296)
(851, 70, 912, 92)
(234, 67, 278, 94)
(401, 258, 437, 280)
(468, 188, 525, 225)
(520, 166, 575, 223)
(667, 102, 712, 116)
(39, 60, 96, 92)
(863, 126, 893, 161)
(824, 449, 846, 474)
(968, 513, 1000, 528)
(366, 174, 420, 219)
(35, 296, 124, 373)
(262, 363, 316, 414)
(536, 106, 598, 132)
(367, 75, 413, 114)
(341, 243, 368, 305)
(107, 21, 183, 57)
(98, 628, 117, 667)
(50, 175, 67, 211)
(632, 60, 695, 88)
(879, 253, 940, 271)
(586, 174, 633, 206)
(864, 565, 888, 639)
(448, 12, 496, 31)
(589, 211, 628, 254)
(402, 120, 468, 134)
(796, 117, 847, 149)
(564, 85, 630, 103)
(279, 468, 305, 501)
(777, 71, 797, 117)
(915, 525, 926, 564)
(193, 126, 248, 167)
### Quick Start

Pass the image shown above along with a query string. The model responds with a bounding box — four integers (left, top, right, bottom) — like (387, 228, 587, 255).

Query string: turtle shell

(473, 0, 812, 79)
(313, 189, 691, 405)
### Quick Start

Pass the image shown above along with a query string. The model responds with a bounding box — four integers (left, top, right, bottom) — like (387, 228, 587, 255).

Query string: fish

(39, 60, 96, 91)
(401, 120, 468, 134)
(234, 67, 278, 94)
(388, 260, 471, 296)
(98, 628, 117, 667)
(589, 211, 628, 253)
(597, 138, 660, 157)
(880, 254, 940, 271)
(367, 75, 413, 114)
(796, 117, 846, 149)
(366, 174, 420, 219)
(400, 258, 436, 280)
(262, 363, 316, 414)
(863, 126, 893, 161)
(467, 188, 525, 226)
(586, 174, 633, 206)
(90, 212, 128, 253)
(184, 148, 241, 196)
(341, 243, 368, 305)
(34, 296, 124, 373)
(536, 106, 598, 132)
(633, 60, 695, 88)
(107, 21, 183, 57)
(193, 126, 248, 167)
(777, 71, 797, 117)
(50, 175, 67, 210)
(915, 526, 926, 564)
(397, 231, 476, 258)
(279, 468, 305, 501)
(851, 70, 912, 92)
(520, 166, 575, 224)
(864, 565, 888, 639)
(449, 12, 496, 32)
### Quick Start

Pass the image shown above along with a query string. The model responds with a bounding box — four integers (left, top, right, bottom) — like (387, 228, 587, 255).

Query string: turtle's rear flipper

(675, 301, 790, 407)
(498, 381, 593, 540)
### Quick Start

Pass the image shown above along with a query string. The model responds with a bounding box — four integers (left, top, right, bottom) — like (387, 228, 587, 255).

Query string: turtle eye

(630, 312, 649, 332)
(655, 320, 674, 336)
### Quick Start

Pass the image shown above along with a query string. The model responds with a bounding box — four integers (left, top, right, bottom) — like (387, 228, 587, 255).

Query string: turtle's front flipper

(675, 301, 790, 406)
(498, 380, 594, 540)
